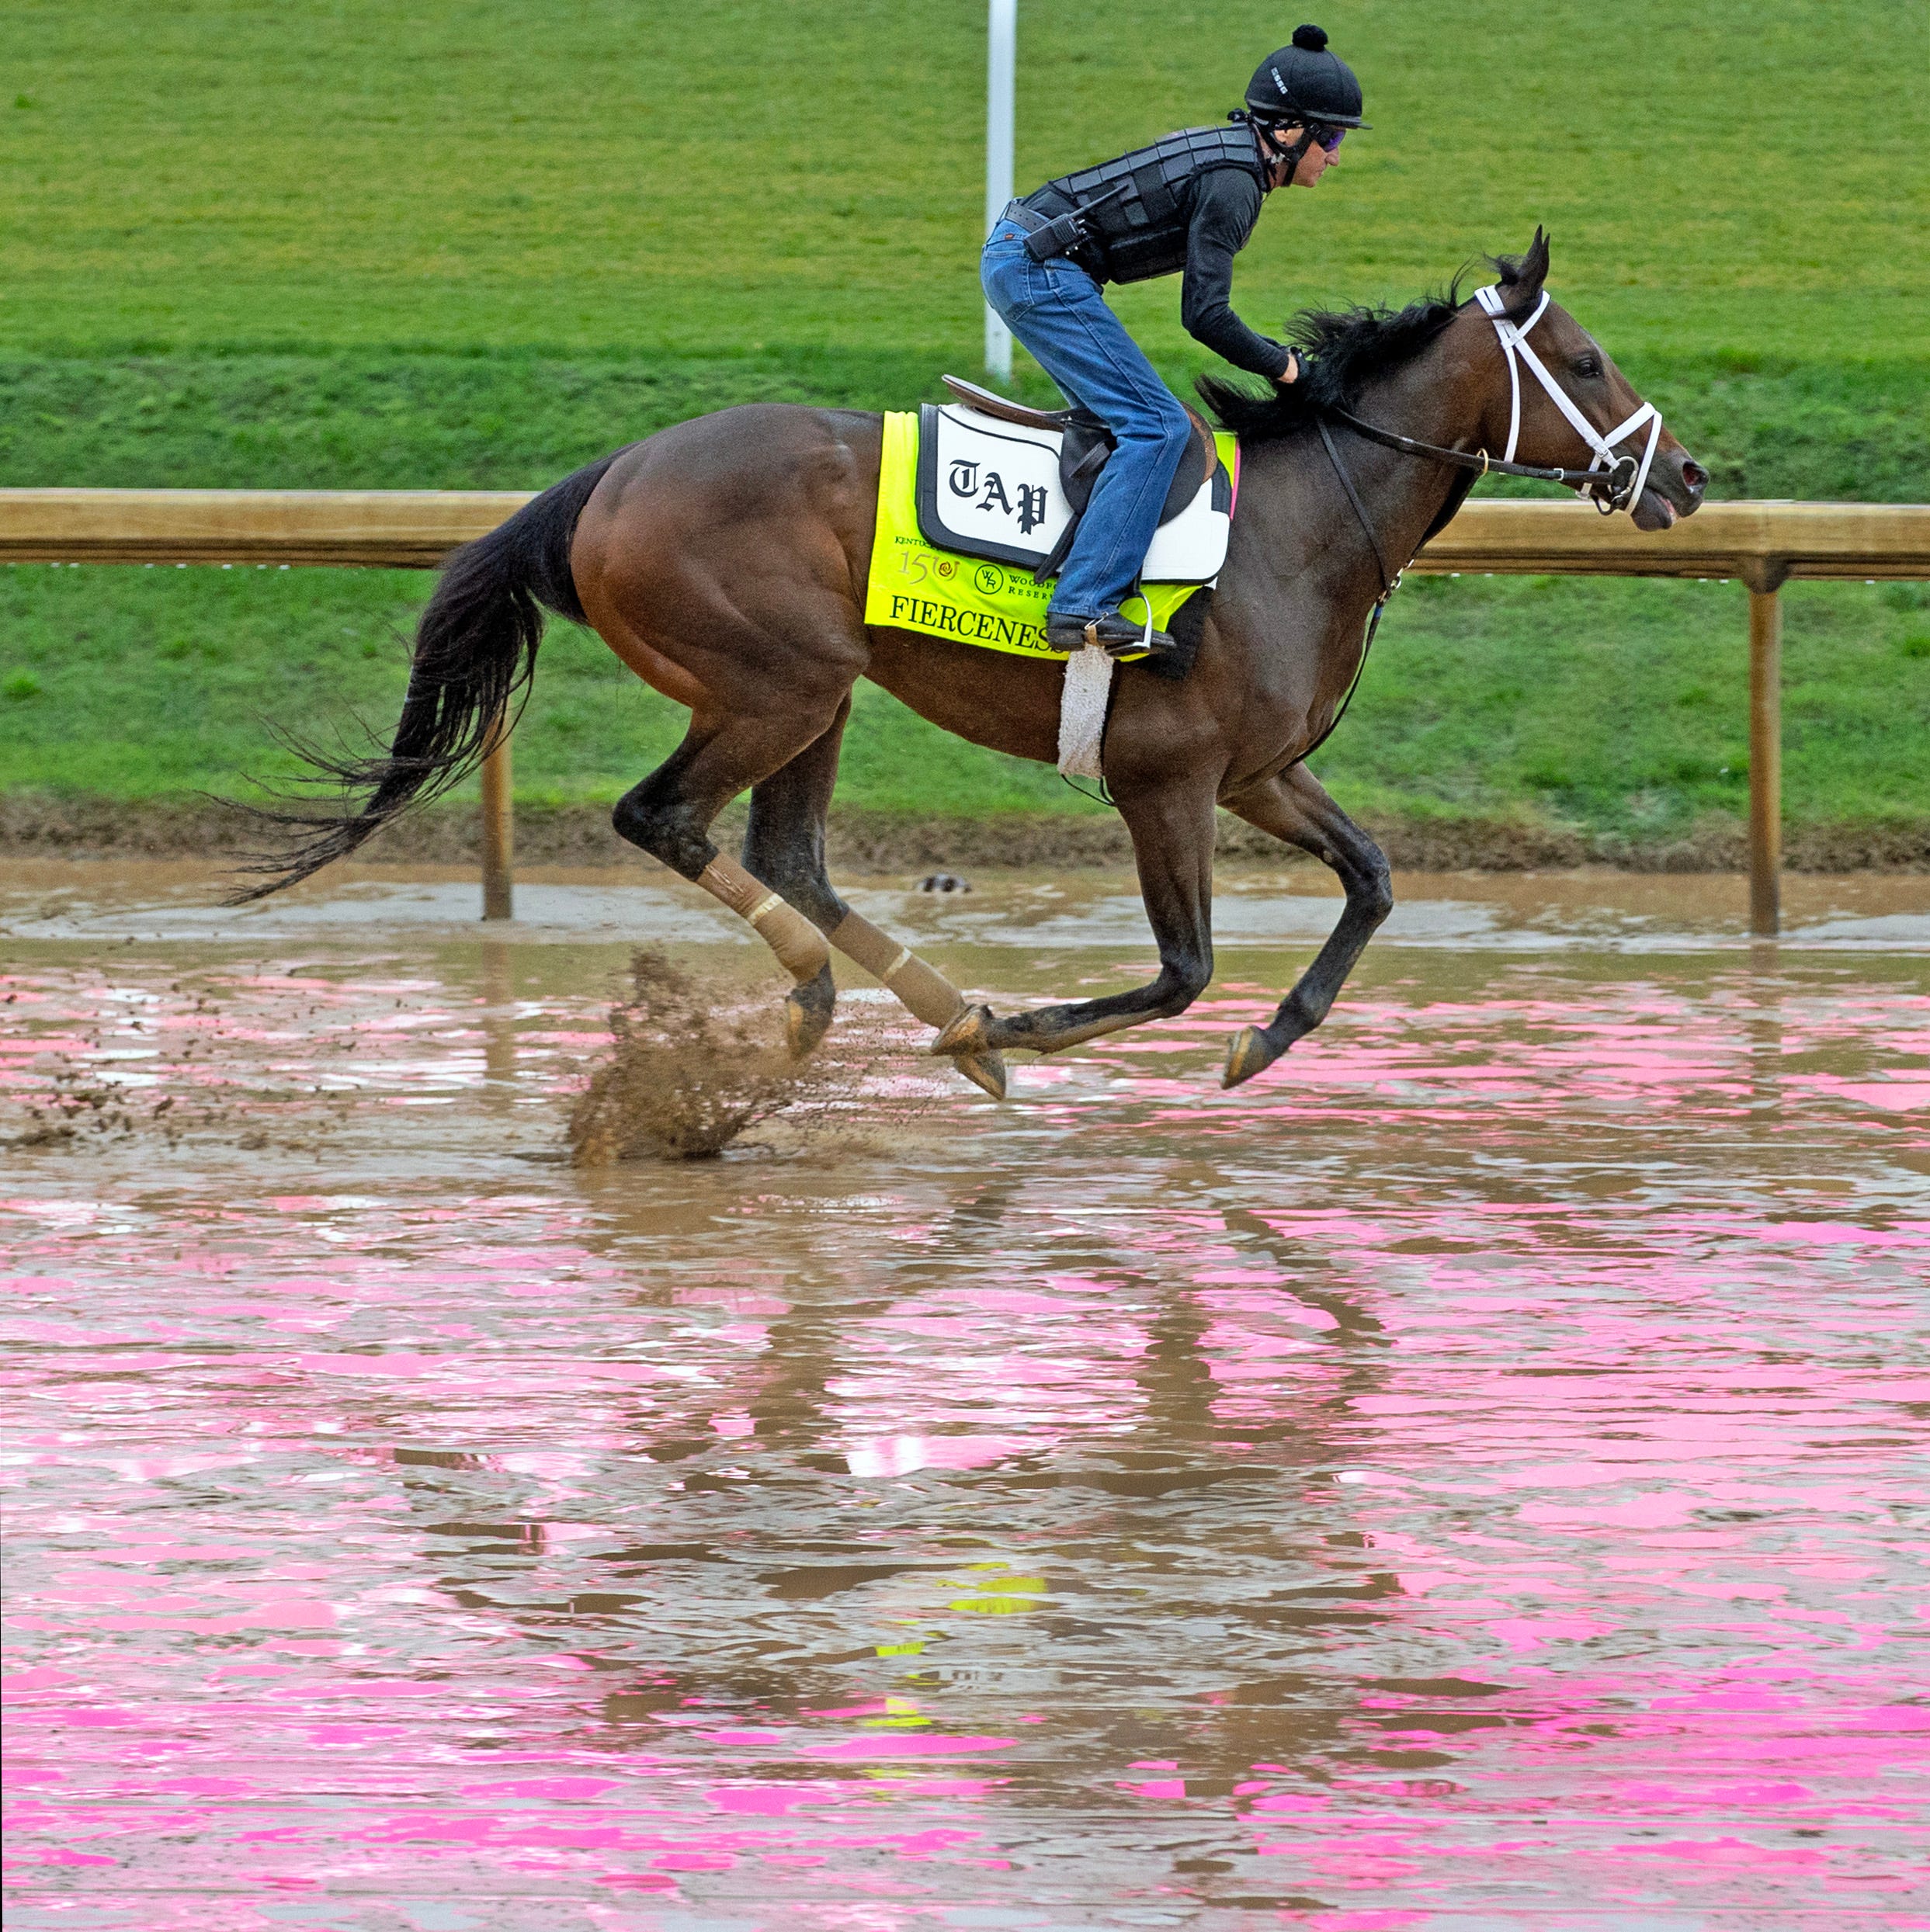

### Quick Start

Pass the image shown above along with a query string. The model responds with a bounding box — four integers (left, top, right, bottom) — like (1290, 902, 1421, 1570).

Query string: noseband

(1320, 285, 1667, 518)
(1470, 285, 1662, 515)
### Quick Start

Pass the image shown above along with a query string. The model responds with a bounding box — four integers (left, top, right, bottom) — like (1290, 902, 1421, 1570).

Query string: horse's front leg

(1218, 764, 1393, 1088)
(933, 778, 1217, 1059)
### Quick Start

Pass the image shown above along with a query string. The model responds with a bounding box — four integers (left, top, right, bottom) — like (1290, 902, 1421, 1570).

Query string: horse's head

(1468, 231, 1706, 531)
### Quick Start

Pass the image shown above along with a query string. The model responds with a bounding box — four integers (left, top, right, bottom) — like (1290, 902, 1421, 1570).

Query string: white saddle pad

(916, 402, 1232, 584)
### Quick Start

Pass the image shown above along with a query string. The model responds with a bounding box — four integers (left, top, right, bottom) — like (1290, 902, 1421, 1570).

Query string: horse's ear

(1498, 227, 1551, 314)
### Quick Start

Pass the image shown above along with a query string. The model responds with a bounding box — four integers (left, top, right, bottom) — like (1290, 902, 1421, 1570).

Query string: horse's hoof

(784, 964, 836, 1060)
(1223, 1025, 1279, 1090)
(954, 1050, 1008, 1101)
(931, 1003, 993, 1057)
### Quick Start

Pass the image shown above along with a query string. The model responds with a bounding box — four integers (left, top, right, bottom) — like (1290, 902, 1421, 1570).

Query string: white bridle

(1474, 283, 1664, 515)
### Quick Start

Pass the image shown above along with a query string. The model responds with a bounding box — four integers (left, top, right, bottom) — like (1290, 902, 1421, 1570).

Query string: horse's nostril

(1681, 459, 1709, 492)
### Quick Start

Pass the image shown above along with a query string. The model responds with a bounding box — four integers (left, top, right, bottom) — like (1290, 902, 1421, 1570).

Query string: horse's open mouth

(1631, 489, 1681, 532)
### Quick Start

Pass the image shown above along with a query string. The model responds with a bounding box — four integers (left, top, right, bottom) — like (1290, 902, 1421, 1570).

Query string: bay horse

(240, 232, 1705, 1098)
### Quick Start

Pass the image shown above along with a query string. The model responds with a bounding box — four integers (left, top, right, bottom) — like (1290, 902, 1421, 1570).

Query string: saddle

(942, 375, 1217, 578)
(915, 377, 1232, 585)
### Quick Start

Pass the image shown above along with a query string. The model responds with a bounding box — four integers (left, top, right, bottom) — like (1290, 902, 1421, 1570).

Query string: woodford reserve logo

(876, 537, 1057, 654)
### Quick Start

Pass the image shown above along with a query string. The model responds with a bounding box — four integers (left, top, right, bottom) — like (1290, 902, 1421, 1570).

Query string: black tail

(227, 451, 623, 902)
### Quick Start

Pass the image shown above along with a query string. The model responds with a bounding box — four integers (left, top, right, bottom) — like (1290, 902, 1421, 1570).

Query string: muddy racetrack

(4, 861, 1928, 1929)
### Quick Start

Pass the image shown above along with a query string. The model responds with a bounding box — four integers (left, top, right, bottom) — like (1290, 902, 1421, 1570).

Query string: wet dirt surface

(4, 862, 1928, 1930)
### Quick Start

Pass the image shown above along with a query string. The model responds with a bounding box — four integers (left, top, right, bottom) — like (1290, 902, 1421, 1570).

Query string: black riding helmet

(1244, 23, 1369, 130)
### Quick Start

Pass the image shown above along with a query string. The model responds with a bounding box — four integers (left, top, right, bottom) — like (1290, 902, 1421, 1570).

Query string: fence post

(480, 713, 514, 921)
(1744, 564, 1789, 938)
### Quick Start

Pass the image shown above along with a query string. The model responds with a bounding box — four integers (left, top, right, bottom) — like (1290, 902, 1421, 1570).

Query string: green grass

(3, 351, 1925, 502)
(5, 565, 1926, 839)
(0, 564, 1099, 818)
(7, 0, 1925, 362)
(1335, 577, 1930, 835)
(4, 0, 1927, 845)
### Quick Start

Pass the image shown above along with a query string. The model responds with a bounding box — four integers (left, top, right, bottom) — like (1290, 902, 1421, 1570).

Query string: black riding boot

(1043, 609, 1178, 660)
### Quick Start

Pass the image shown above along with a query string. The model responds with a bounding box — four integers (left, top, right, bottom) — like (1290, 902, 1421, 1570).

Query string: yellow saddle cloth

(862, 411, 1232, 658)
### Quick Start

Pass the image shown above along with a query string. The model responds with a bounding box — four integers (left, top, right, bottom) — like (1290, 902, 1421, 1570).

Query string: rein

(1286, 283, 1668, 773)
(1317, 286, 1666, 518)
(1320, 403, 1626, 498)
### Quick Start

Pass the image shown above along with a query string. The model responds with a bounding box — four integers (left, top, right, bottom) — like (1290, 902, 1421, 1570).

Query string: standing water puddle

(3, 863, 1927, 1929)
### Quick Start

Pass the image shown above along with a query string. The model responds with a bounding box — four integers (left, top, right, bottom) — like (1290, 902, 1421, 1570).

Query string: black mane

(1199, 262, 1515, 442)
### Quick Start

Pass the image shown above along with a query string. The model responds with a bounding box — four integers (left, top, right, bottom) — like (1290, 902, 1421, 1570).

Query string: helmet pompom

(1244, 25, 1366, 128)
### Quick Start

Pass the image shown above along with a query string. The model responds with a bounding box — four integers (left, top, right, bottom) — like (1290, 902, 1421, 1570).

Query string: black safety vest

(1021, 123, 1272, 286)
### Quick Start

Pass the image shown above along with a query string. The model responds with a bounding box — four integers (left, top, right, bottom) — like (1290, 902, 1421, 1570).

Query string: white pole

(984, 0, 1015, 382)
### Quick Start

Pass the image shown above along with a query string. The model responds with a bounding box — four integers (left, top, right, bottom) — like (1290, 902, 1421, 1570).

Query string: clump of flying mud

(9, 1067, 148, 1150)
(568, 948, 939, 1165)
(4, 973, 361, 1159)
(7, 1059, 351, 1157)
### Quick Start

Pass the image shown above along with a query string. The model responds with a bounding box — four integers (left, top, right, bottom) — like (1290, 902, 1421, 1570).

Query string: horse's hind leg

(612, 706, 842, 1057)
(744, 702, 1008, 1099)
(1218, 764, 1393, 1089)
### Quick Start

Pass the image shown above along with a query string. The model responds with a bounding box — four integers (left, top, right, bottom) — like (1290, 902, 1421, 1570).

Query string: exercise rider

(981, 23, 1366, 660)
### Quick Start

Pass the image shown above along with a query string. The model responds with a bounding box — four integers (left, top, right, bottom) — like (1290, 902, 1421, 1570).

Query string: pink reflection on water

(2, 946, 1926, 1927)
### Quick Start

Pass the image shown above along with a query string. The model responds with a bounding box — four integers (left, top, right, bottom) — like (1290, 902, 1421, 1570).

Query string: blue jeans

(981, 221, 1192, 624)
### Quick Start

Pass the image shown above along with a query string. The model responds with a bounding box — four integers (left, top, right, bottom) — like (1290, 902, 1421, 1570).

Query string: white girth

(1474, 284, 1664, 515)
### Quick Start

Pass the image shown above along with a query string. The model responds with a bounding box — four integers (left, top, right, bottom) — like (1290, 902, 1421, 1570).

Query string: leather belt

(995, 197, 1101, 276)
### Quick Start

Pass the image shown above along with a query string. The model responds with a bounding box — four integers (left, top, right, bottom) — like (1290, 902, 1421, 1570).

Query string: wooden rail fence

(5, 491, 1928, 934)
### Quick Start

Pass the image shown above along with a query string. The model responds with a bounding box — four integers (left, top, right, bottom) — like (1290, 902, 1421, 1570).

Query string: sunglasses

(1309, 124, 1346, 154)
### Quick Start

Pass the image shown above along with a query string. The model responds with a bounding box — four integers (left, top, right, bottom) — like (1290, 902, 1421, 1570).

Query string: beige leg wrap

(828, 910, 968, 1029)
(696, 857, 830, 985)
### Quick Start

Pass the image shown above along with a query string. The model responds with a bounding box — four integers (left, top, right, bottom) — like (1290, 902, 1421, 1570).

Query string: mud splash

(567, 949, 954, 1166)
(567, 949, 817, 1163)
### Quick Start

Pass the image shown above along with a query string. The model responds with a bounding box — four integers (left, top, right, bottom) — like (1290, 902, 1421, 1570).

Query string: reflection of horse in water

(387, 1174, 1401, 1800)
(241, 234, 1703, 1095)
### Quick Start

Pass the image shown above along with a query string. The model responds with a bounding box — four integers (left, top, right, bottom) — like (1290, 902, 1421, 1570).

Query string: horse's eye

(1574, 356, 1602, 379)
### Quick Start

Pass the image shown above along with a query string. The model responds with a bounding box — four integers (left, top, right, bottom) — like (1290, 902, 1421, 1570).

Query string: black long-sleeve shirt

(1178, 168, 1291, 380)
